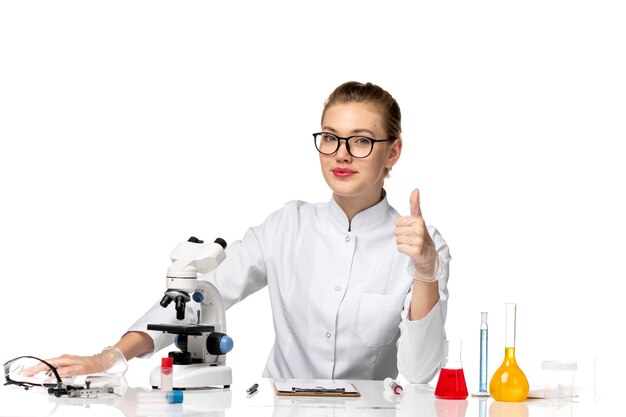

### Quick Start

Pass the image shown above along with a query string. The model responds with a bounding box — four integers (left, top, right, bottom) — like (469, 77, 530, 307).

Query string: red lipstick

(332, 168, 355, 178)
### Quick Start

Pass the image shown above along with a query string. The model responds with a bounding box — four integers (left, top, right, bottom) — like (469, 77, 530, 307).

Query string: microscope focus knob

(206, 332, 234, 355)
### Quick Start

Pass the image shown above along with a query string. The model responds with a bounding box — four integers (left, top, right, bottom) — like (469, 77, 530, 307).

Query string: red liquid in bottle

(434, 368, 468, 399)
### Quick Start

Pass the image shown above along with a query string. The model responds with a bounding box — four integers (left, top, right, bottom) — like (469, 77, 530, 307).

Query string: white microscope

(147, 236, 233, 390)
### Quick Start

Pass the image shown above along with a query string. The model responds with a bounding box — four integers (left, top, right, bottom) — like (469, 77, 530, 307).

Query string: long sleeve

(396, 225, 451, 383)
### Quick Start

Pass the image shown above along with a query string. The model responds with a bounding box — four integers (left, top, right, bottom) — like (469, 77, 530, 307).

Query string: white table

(0, 378, 617, 417)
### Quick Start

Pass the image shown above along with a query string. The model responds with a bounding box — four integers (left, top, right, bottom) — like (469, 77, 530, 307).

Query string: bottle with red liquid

(435, 339, 468, 399)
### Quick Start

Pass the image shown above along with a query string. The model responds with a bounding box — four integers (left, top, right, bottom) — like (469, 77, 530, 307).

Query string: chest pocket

(357, 293, 405, 347)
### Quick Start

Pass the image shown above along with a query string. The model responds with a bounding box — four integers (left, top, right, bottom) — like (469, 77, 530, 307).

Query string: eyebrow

(321, 127, 377, 137)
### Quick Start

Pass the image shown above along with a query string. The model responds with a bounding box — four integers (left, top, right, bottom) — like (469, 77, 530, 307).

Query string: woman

(28, 81, 451, 382)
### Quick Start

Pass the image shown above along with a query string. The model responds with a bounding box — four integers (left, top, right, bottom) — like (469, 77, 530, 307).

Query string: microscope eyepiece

(160, 294, 172, 308)
(175, 295, 186, 320)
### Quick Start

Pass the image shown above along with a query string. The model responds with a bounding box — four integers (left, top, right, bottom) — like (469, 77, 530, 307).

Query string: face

(319, 102, 402, 206)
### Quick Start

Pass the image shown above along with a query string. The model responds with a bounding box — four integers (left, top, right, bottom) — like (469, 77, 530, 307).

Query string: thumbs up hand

(395, 189, 440, 282)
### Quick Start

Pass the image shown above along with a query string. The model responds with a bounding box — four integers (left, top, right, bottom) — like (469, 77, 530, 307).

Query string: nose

(335, 138, 352, 161)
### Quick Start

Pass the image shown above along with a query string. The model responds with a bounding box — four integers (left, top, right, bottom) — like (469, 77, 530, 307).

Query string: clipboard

(273, 382, 361, 397)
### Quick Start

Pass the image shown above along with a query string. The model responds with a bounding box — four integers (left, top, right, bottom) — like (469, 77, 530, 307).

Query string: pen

(292, 387, 346, 394)
(247, 383, 259, 395)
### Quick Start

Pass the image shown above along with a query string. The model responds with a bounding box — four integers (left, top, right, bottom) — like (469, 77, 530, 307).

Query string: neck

(334, 188, 385, 229)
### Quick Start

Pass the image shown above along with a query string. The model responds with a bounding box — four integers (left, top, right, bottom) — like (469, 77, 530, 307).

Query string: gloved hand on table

(21, 346, 128, 378)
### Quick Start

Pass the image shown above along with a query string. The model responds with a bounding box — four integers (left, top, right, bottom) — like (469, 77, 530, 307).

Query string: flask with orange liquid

(435, 339, 468, 399)
(489, 303, 529, 402)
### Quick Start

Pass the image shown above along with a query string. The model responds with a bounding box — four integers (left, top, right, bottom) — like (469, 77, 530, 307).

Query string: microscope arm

(192, 280, 230, 366)
(193, 280, 227, 334)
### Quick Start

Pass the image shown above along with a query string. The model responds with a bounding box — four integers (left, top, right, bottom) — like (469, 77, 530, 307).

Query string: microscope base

(150, 363, 232, 390)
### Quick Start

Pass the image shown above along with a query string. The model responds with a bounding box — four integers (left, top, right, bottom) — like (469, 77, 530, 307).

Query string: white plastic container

(541, 361, 577, 400)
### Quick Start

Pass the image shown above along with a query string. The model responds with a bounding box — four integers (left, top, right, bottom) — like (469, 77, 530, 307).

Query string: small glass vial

(161, 357, 173, 392)
(383, 377, 404, 395)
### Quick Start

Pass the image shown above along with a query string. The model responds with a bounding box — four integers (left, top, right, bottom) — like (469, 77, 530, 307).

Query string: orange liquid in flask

(489, 347, 529, 402)
(489, 304, 529, 402)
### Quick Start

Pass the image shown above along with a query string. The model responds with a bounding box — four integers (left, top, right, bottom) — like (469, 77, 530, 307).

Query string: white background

(1, 0, 624, 400)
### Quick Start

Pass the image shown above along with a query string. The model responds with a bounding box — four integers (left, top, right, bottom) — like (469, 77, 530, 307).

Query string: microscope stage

(147, 324, 215, 335)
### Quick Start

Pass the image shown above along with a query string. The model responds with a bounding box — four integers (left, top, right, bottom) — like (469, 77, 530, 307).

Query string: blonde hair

(322, 81, 402, 139)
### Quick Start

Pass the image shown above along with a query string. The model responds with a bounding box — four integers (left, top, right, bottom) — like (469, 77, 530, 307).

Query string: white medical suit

(128, 193, 451, 383)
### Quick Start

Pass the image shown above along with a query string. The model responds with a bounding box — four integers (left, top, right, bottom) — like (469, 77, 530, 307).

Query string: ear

(384, 138, 402, 169)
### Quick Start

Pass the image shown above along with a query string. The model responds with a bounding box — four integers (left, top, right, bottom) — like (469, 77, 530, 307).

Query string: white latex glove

(22, 346, 128, 378)
(395, 188, 440, 282)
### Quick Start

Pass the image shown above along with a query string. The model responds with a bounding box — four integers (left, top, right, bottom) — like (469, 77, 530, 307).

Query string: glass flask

(489, 303, 529, 402)
(435, 339, 468, 399)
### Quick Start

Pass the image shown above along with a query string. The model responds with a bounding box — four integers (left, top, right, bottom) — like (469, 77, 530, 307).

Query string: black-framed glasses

(3, 355, 104, 397)
(313, 132, 395, 158)
(3, 355, 62, 391)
